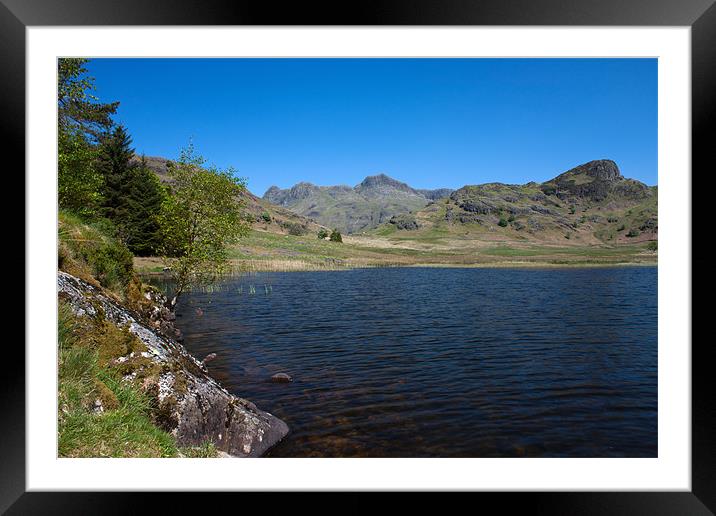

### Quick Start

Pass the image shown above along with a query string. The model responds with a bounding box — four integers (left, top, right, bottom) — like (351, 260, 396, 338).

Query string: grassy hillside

(57, 212, 218, 457)
(371, 160, 657, 246)
(138, 155, 327, 237)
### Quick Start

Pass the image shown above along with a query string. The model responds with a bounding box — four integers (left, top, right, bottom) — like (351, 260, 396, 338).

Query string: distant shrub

(569, 205, 576, 214)
(329, 229, 343, 242)
(317, 229, 329, 239)
(646, 241, 658, 251)
(626, 229, 640, 238)
(261, 212, 272, 223)
(498, 218, 508, 227)
(564, 233, 571, 239)
(507, 214, 516, 223)
(285, 223, 305, 236)
(617, 224, 626, 232)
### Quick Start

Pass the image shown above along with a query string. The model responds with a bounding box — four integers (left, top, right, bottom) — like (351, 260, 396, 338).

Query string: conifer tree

(97, 125, 135, 229)
(124, 156, 165, 256)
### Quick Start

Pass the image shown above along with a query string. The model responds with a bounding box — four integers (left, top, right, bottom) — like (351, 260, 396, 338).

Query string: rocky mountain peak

(357, 173, 411, 191)
(554, 159, 623, 183)
(581, 159, 623, 181)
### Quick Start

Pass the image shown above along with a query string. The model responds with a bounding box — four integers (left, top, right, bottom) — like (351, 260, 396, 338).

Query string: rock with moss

(57, 271, 289, 457)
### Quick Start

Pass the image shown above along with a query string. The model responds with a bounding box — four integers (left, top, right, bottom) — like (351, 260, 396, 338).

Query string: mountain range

(140, 155, 656, 246)
(263, 174, 454, 234)
(263, 160, 656, 244)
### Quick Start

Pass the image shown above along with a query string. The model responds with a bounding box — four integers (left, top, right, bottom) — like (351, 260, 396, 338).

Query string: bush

(261, 212, 271, 223)
(88, 241, 134, 290)
(626, 229, 640, 238)
(646, 241, 658, 251)
(58, 211, 135, 292)
(317, 229, 329, 239)
(498, 218, 508, 227)
(283, 222, 305, 236)
(329, 229, 343, 242)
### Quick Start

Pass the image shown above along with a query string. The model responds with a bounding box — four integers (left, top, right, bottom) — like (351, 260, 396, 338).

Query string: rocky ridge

(58, 271, 289, 457)
(263, 173, 454, 234)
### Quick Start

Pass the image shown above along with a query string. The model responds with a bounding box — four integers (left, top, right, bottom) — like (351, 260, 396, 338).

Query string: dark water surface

(163, 267, 657, 457)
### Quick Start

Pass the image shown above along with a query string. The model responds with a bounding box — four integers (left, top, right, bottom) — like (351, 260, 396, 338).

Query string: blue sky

(86, 58, 657, 196)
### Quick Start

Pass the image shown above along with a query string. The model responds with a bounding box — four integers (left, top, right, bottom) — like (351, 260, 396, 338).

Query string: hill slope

(136, 156, 327, 237)
(373, 159, 657, 246)
(263, 173, 454, 234)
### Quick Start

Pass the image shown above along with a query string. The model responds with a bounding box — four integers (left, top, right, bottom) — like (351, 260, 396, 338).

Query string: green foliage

(123, 157, 166, 256)
(58, 211, 134, 292)
(626, 228, 640, 237)
(58, 129, 104, 217)
(498, 218, 508, 227)
(58, 58, 119, 140)
(97, 125, 135, 222)
(646, 241, 658, 251)
(158, 144, 249, 304)
(329, 229, 343, 242)
(57, 58, 119, 218)
(261, 211, 272, 223)
(507, 214, 516, 223)
(317, 229, 329, 239)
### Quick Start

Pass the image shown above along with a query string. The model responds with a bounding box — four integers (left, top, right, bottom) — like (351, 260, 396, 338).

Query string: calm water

(162, 267, 657, 457)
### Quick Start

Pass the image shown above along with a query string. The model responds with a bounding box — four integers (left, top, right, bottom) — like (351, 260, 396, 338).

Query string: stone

(57, 271, 289, 457)
(271, 373, 293, 383)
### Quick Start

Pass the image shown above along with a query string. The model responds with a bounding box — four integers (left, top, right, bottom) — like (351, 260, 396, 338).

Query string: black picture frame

(5, 0, 713, 512)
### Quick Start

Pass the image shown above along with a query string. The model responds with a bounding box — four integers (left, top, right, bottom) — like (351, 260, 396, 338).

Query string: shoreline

(137, 258, 658, 277)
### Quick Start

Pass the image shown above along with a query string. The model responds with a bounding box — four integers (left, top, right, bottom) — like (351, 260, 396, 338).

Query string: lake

(164, 267, 657, 457)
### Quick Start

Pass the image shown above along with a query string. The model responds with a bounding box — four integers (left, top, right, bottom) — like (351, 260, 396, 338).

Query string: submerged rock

(271, 373, 293, 383)
(57, 271, 289, 457)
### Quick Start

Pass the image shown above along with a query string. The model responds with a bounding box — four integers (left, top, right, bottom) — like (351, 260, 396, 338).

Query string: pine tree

(58, 58, 119, 141)
(97, 125, 135, 229)
(124, 157, 165, 256)
(57, 58, 118, 216)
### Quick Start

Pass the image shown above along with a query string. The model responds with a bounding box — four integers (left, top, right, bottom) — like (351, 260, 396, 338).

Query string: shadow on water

(149, 267, 657, 457)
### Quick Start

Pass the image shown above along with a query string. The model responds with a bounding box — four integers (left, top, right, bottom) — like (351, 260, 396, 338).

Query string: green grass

(482, 244, 647, 258)
(220, 227, 657, 270)
(58, 302, 179, 458)
(58, 210, 134, 293)
(179, 441, 219, 458)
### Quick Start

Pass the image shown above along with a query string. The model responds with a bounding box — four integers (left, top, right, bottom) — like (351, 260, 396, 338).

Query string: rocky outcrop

(540, 159, 649, 203)
(388, 214, 420, 231)
(57, 271, 289, 457)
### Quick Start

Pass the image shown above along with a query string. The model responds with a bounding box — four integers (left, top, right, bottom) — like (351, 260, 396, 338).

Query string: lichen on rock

(58, 271, 289, 457)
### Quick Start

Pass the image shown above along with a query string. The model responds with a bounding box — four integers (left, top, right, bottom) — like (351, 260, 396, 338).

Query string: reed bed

(233, 259, 346, 272)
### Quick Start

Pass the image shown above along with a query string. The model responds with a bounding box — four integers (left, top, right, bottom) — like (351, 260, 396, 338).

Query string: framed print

(5, 0, 714, 512)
